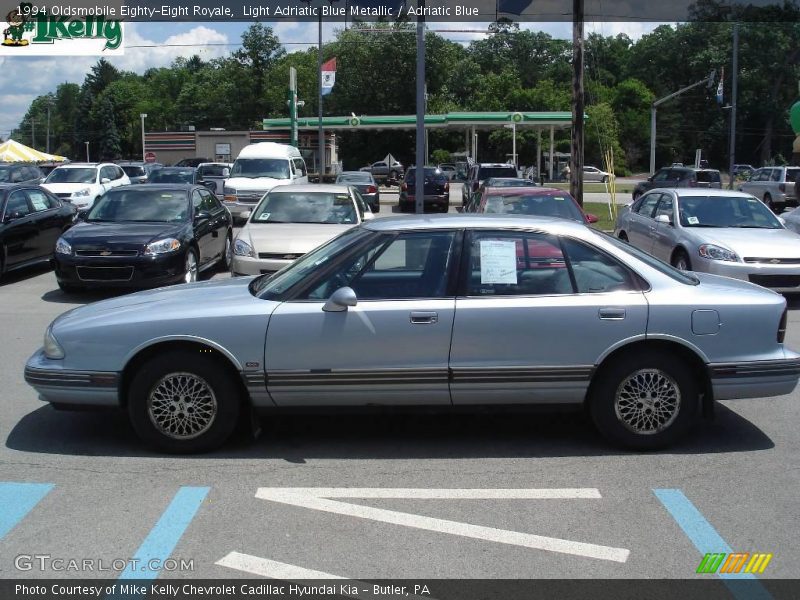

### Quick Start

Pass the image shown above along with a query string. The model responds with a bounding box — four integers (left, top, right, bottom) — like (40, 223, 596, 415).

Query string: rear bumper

(708, 357, 800, 400)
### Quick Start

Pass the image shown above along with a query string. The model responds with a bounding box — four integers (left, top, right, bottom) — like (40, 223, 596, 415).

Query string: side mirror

(3, 212, 21, 223)
(240, 210, 252, 220)
(101, 177, 111, 184)
(194, 209, 211, 221)
(655, 214, 673, 225)
(202, 181, 217, 192)
(323, 286, 357, 312)
(222, 168, 230, 177)
(586, 213, 599, 224)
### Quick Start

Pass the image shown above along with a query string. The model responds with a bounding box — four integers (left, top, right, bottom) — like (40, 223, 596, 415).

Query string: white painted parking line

(255, 488, 629, 563)
(216, 552, 434, 600)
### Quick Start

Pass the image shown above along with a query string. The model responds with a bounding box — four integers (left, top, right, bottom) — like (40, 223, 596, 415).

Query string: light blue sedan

(25, 215, 800, 453)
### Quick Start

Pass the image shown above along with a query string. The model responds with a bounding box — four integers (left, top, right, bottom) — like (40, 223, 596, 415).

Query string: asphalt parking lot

(1, 189, 799, 587)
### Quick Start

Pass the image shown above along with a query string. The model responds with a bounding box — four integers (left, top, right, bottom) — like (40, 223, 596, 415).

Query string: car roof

(152, 166, 195, 171)
(337, 171, 371, 176)
(478, 163, 517, 168)
(115, 184, 194, 192)
(53, 163, 100, 168)
(363, 213, 588, 232)
(238, 142, 302, 159)
(269, 184, 352, 193)
(656, 189, 753, 198)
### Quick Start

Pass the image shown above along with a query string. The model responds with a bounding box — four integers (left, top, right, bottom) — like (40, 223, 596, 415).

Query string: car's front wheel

(127, 351, 241, 453)
(184, 248, 198, 283)
(671, 249, 691, 271)
(219, 234, 233, 271)
(589, 350, 699, 450)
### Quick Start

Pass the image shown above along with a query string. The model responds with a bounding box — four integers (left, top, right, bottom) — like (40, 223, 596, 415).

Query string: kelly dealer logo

(2, 3, 123, 55)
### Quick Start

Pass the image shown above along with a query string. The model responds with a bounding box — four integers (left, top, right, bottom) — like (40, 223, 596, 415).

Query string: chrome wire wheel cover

(614, 368, 681, 435)
(147, 372, 217, 440)
(224, 237, 232, 266)
(185, 252, 198, 283)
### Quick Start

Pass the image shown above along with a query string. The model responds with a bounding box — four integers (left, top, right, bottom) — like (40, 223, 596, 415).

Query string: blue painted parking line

(117, 486, 209, 581)
(654, 488, 773, 600)
(0, 482, 53, 540)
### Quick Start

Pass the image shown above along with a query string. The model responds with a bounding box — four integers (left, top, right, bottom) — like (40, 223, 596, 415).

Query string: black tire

(671, 249, 692, 271)
(219, 233, 233, 271)
(618, 231, 628, 242)
(57, 281, 80, 293)
(127, 351, 241, 453)
(371, 203, 380, 213)
(763, 193, 774, 212)
(589, 350, 699, 450)
(184, 248, 198, 284)
(602, 176, 609, 184)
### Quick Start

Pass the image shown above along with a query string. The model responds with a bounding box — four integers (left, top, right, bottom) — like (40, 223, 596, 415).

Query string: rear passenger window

(467, 232, 572, 297)
(26, 189, 51, 211)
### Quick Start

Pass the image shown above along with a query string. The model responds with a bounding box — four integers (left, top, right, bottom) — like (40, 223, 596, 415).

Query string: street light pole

(85, 141, 90, 162)
(318, 9, 324, 178)
(570, 0, 585, 206)
(46, 103, 51, 154)
(415, 0, 426, 214)
(140, 113, 147, 163)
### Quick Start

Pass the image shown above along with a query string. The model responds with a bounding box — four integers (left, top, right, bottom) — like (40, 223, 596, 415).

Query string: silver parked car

(614, 189, 800, 293)
(25, 214, 800, 453)
(231, 184, 372, 277)
(582, 165, 611, 183)
(738, 166, 799, 212)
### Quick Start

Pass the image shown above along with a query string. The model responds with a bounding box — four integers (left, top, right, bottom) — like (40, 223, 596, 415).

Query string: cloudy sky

(0, 20, 660, 141)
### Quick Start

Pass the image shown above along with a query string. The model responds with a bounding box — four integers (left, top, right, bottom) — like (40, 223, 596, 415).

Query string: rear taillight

(779, 183, 786, 193)
(401, 183, 407, 191)
(778, 308, 788, 343)
(366, 185, 377, 194)
(444, 182, 449, 192)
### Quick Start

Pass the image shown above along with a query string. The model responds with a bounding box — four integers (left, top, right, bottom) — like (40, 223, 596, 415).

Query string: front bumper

(231, 254, 291, 277)
(697, 257, 800, 293)
(708, 355, 800, 400)
(25, 350, 120, 407)
(54, 251, 186, 289)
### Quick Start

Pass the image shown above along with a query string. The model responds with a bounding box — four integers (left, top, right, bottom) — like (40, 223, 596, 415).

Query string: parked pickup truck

(360, 157, 404, 185)
(738, 166, 799, 213)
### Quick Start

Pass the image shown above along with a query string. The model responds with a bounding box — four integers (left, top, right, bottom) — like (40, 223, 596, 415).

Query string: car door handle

(410, 311, 438, 324)
(599, 308, 626, 320)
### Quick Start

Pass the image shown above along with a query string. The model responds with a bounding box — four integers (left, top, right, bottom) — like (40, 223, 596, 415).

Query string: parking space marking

(0, 482, 54, 540)
(217, 552, 434, 600)
(654, 489, 773, 600)
(256, 488, 629, 562)
(116, 486, 210, 581)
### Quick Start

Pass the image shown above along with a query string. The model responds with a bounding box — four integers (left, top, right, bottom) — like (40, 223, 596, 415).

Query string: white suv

(42, 163, 130, 210)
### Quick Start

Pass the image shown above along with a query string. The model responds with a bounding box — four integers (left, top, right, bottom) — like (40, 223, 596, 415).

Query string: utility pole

(570, 0, 584, 206)
(415, 0, 426, 214)
(31, 118, 35, 149)
(317, 8, 324, 178)
(46, 102, 52, 154)
(728, 23, 739, 189)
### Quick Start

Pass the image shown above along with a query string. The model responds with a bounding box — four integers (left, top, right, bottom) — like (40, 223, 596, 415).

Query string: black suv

(462, 163, 519, 206)
(633, 167, 721, 200)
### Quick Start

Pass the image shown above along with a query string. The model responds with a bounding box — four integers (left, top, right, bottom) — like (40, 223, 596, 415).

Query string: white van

(222, 143, 308, 220)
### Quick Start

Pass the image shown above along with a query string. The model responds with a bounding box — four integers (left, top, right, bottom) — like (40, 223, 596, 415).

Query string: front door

(450, 230, 649, 404)
(2, 190, 38, 268)
(626, 192, 660, 252)
(264, 230, 459, 406)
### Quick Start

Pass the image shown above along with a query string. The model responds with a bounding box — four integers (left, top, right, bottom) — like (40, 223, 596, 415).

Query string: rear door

(1, 190, 38, 267)
(450, 230, 648, 405)
(625, 192, 660, 251)
(650, 193, 678, 262)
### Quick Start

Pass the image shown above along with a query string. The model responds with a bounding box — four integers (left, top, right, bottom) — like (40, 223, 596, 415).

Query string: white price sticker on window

(480, 240, 517, 284)
(687, 216, 699, 225)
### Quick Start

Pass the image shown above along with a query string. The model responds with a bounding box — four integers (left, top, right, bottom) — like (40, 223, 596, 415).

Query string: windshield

(485, 193, 585, 223)
(230, 158, 290, 179)
(198, 164, 228, 177)
(120, 166, 146, 178)
(601, 231, 699, 285)
(486, 178, 531, 188)
(251, 191, 357, 224)
(405, 168, 446, 183)
(86, 189, 189, 223)
(678, 195, 782, 229)
(45, 167, 97, 184)
(250, 227, 373, 299)
(149, 169, 195, 184)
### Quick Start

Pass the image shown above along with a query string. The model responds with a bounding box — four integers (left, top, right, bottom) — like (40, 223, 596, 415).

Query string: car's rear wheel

(589, 350, 698, 450)
(602, 176, 609, 184)
(763, 193, 774, 211)
(671, 249, 691, 271)
(618, 232, 628, 242)
(57, 281, 80, 293)
(184, 249, 198, 283)
(127, 351, 241, 453)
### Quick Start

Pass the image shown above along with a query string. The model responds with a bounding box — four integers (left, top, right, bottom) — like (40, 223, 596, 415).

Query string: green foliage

(431, 149, 451, 164)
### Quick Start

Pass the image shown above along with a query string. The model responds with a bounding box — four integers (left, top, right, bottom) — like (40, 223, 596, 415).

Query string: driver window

(652, 169, 670, 182)
(635, 194, 660, 218)
(303, 232, 457, 300)
(654, 195, 674, 223)
(191, 190, 203, 210)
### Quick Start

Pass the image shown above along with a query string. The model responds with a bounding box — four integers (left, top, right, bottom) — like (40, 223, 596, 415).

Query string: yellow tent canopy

(0, 139, 67, 162)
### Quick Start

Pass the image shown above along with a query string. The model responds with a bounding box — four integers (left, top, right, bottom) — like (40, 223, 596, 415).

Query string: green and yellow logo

(697, 552, 773, 574)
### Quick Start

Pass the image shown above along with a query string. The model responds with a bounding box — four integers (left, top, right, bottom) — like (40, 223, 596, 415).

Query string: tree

(93, 97, 122, 160)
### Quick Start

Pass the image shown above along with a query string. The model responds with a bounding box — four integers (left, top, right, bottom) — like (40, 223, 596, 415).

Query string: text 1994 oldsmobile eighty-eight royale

(25, 214, 800, 453)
